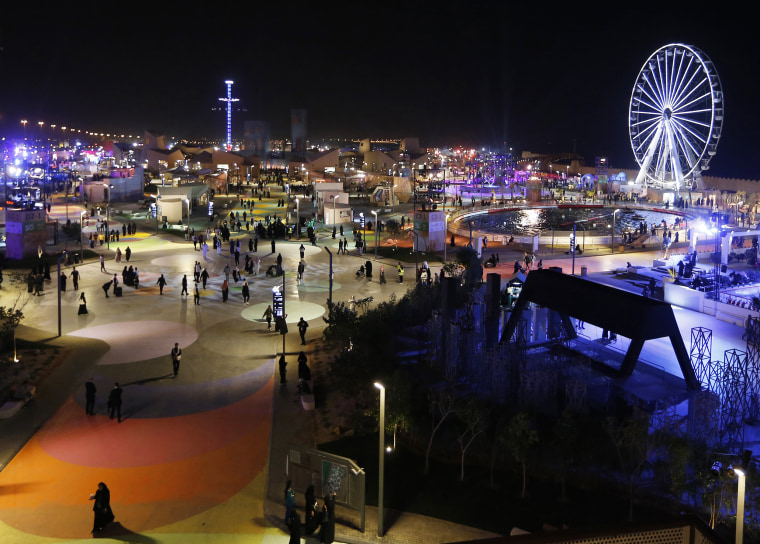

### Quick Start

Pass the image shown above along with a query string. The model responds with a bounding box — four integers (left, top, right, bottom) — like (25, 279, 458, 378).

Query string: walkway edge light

(374, 382, 385, 537)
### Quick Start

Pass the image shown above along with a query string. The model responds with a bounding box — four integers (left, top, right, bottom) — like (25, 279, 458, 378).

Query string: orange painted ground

(0, 376, 273, 539)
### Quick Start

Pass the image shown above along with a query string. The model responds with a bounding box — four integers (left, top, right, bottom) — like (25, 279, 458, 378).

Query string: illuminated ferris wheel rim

(628, 43, 723, 188)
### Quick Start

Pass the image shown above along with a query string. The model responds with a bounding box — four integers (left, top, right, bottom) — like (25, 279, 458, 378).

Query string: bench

(0, 400, 24, 419)
(299, 379, 315, 411)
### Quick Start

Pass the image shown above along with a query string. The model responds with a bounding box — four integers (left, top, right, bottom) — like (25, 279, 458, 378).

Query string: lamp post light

(57, 251, 68, 337)
(295, 196, 301, 238)
(611, 208, 620, 254)
(185, 198, 190, 238)
(571, 223, 577, 276)
(371, 210, 378, 260)
(102, 183, 112, 249)
(373, 382, 386, 538)
(331, 194, 340, 227)
(735, 467, 746, 544)
(444, 213, 451, 263)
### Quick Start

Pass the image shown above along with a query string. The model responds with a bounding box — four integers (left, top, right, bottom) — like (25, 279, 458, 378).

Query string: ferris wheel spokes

(629, 44, 723, 189)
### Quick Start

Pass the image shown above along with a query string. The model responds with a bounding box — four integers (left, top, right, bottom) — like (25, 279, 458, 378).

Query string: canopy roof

(502, 269, 699, 390)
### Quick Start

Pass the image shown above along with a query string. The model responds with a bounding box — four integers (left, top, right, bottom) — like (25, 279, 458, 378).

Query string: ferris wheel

(629, 43, 723, 190)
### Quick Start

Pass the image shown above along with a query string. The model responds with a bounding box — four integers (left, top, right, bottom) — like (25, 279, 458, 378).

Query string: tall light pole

(295, 197, 301, 238)
(611, 208, 620, 254)
(444, 213, 451, 263)
(102, 183, 112, 249)
(218, 80, 239, 151)
(735, 467, 746, 544)
(373, 382, 386, 537)
(57, 251, 68, 337)
(371, 210, 378, 260)
(331, 194, 340, 227)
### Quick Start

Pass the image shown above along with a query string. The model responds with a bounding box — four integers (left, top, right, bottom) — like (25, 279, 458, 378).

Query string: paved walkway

(0, 189, 497, 544)
(0, 189, 752, 543)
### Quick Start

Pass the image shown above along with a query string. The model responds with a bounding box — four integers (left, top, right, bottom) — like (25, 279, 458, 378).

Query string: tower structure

(218, 80, 239, 151)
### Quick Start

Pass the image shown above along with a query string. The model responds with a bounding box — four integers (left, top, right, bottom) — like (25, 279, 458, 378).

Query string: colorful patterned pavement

(0, 190, 414, 543)
(4, 190, 728, 544)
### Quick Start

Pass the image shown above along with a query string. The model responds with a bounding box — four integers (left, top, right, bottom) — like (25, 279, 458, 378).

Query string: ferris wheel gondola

(629, 43, 723, 191)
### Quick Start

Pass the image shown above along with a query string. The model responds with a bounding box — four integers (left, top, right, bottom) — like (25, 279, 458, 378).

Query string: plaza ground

(0, 189, 752, 543)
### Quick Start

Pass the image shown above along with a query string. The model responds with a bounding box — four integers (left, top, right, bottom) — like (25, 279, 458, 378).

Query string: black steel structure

(502, 269, 700, 391)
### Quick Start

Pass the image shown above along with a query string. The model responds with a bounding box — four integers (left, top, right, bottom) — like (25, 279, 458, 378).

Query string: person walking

(71, 266, 80, 290)
(200, 268, 209, 289)
(89, 482, 114, 534)
(297, 317, 309, 345)
(299, 244, 305, 259)
(242, 280, 250, 304)
(221, 279, 229, 302)
(202, 241, 208, 260)
(223, 264, 231, 283)
(297, 260, 305, 282)
(254, 256, 261, 276)
(155, 274, 166, 295)
(279, 355, 288, 384)
(115, 247, 122, 263)
(194, 284, 201, 305)
(171, 343, 182, 377)
(107, 383, 123, 422)
(85, 378, 96, 415)
(263, 305, 273, 330)
(181, 274, 188, 296)
(78, 291, 88, 315)
(397, 262, 404, 283)
(298, 351, 311, 380)
(100, 255, 105, 272)
(125, 246, 131, 262)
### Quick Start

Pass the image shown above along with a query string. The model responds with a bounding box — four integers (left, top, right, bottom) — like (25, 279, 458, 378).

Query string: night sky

(1, 3, 758, 178)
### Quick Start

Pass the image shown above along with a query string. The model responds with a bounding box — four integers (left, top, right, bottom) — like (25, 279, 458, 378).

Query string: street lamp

(102, 183, 112, 249)
(374, 382, 386, 537)
(295, 196, 301, 238)
(331, 194, 340, 227)
(611, 209, 620, 254)
(444, 213, 451, 263)
(371, 210, 378, 260)
(185, 198, 190, 239)
(735, 467, 746, 544)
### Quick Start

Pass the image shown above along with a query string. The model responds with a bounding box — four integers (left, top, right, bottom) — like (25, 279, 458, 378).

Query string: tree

(455, 247, 483, 289)
(551, 409, 580, 502)
(385, 219, 401, 238)
(602, 413, 668, 521)
(506, 412, 539, 498)
(454, 397, 486, 482)
(424, 384, 457, 475)
(0, 291, 29, 363)
(486, 407, 511, 488)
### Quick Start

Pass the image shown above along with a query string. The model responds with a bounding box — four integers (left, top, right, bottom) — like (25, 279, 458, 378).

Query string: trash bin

(581, 266, 588, 276)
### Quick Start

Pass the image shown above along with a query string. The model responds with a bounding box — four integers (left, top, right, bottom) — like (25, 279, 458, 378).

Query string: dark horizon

(2, 3, 758, 179)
